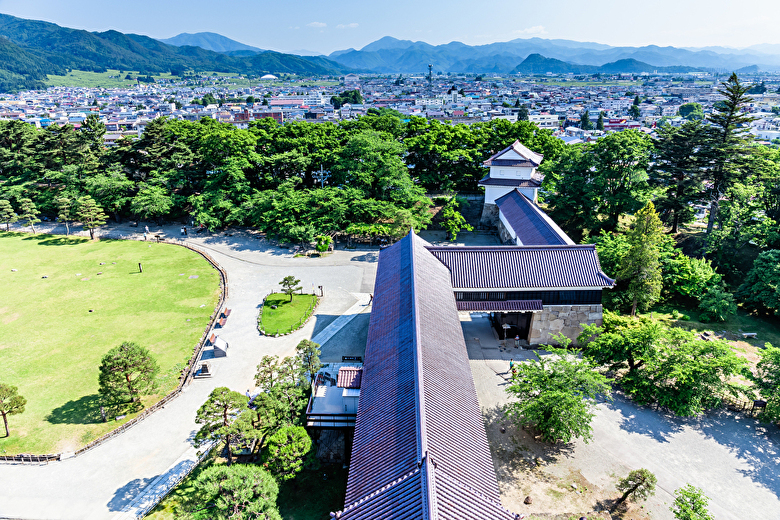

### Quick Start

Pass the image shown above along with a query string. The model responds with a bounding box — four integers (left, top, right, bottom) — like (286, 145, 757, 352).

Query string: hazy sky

(1, 0, 779, 54)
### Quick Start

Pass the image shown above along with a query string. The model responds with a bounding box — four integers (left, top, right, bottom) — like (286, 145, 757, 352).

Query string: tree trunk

(65, 221, 70, 235)
(89, 227, 95, 240)
(671, 211, 679, 234)
(631, 295, 638, 316)
(125, 372, 135, 402)
(706, 199, 719, 235)
(30, 223, 36, 234)
(613, 482, 640, 511)
(2, 412, 8, 437)
(225, 436, 232, 466)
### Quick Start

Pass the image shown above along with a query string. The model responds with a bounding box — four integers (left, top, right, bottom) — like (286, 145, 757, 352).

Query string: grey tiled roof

(483, 140, 544, 167)
(426, 245, 615, 289)
(337, 367, 363, 389)
(477, 174, 542, 187)
(339, 231, 516, 520)
(495, 189, 574, 246)
(456, 299, 543, 312)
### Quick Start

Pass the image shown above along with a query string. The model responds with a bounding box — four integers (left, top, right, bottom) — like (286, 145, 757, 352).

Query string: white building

(478, 140, 544, 206)
(528, 114, 558, 128)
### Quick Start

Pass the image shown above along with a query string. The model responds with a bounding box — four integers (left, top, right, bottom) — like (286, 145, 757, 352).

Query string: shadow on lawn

(46, 394, 142, 425)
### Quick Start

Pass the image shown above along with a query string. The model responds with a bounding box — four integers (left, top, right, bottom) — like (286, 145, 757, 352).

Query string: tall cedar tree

(706, 73, 755, 235)
(195, 387, 250, 466)
(0, 199, 17, 231)
(581, 110, 592, 130)
(620, 201, 664, 315)
(98, 342, 159, 403)
(0, 383, 26, 437)
(75, 195, 108, 239)
(596, 111, 604, 131)
(650, 121, 709, 232)
(17, 198, 40, 234)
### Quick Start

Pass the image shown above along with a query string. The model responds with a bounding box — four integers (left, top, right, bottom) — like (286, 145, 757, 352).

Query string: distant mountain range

(323, 36, 780, 74)
(160, 32, 266, 54)
(0, 13, 350, 92)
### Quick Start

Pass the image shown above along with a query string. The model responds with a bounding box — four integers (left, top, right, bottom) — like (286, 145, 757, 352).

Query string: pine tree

(55, 196, 72, 235)
(0, 199, 17, 231)
(0, 383, 26, 438)
(620, 201, 664, 315)
(596, 111, 604, 131)
(98, 342, 159, 403)
(17, 198, 40, 234)
(614, 468, 657, 511)
(195, 387, 250, 466)
(75, 195, 107, 239)
(706, 73, 755, 235)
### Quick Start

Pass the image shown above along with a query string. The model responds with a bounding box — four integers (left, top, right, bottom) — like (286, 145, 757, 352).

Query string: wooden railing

(1, 238, 227, 464)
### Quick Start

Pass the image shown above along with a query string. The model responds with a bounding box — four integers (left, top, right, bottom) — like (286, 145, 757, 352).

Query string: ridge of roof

(494, 189, 574, 246)
(424, 244, 597, 251)
(483, 139, 544, 167)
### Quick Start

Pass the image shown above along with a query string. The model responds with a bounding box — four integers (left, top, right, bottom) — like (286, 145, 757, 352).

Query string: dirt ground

(483, 405, 650, 520)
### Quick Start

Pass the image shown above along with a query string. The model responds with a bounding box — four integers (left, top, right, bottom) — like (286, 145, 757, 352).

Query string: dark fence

(2, 239, 228, 464)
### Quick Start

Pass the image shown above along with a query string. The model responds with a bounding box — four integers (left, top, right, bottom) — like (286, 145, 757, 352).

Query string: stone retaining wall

(529, 304, 603, 345)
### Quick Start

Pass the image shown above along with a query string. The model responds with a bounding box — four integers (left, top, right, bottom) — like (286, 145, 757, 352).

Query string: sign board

(342, 356, 363, 362)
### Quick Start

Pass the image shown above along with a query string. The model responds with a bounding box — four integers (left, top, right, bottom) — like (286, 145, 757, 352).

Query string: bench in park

(218, 317, 227, 328)
(221, 308, 232, 319)
(208, 333, 217, 345)
(742, 332, 758, 339)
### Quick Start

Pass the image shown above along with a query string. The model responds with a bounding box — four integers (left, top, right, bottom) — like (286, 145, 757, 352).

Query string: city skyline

(0, 0, 779, 55)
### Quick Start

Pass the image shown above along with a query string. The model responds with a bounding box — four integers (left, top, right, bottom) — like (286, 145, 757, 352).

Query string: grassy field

(259, 293, 318, 336)
(45, 69, 176, 88)
(0, 233, 220, 454)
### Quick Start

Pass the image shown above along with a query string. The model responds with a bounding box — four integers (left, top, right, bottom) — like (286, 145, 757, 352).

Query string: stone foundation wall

(479, 202, 500, 228)
(529, 304, 603, 346)
(496, 215, 514, 244)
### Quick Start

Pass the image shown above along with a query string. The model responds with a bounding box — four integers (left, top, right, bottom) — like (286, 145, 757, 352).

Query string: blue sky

(0, 0, 778, 54)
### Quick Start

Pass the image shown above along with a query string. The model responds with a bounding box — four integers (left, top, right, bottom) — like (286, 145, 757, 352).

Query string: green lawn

(259, 293, 318, 336)
(0, 232, 220, 454)
(45, 69, 176, 88)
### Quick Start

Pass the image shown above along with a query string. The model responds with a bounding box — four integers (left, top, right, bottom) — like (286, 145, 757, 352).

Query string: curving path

(0, 223, 379, 520)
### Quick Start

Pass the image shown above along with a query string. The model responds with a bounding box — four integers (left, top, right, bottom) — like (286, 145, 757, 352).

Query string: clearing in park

(0, 233, 220, 455)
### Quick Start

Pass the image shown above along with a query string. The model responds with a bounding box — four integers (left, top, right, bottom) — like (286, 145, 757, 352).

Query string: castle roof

(483, 140, 544, 167)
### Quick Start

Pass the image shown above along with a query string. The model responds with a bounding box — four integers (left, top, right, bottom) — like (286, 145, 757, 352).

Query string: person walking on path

(183, 226, 188, 237)
(144, 225, 149, 234)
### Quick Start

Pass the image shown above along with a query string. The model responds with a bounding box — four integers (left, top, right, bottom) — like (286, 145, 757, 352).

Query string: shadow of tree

(46, 394, 142, 425)
(606, 391, 685, 444)
(107, 475, 158, 512)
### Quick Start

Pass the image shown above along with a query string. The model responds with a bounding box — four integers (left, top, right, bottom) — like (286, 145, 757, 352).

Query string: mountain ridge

(159, 32, 266, 54)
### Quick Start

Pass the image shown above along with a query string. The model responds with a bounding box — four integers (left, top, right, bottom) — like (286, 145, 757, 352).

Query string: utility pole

(428, 64, 433, 86)
(312, 165, 331, 188)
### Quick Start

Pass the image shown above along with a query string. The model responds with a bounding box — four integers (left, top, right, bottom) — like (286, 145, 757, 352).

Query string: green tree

(679, 102, 704, 121)
(184, 465, 281, 520)
(633, 95, 640, 106)
(279, 275, 301, 302)
(0, 199, 17, 231)
(440, 197, 473, 240)
(0, 383, 26, 437)
(581, 109, 592, 130)
(518, 104, 529, 121)
(314, 235, 331, 252)
(130, 184, 172, 225)
(98, 342, 159, 403)
(596, 111, 604, 131)
(698, 283, 737, 322)
(629, 104, 641, 119)
(650, 121, 709, 232)
(753, 344, 780, 423)
(580, 311, 664, 374)
(296, 339, 322, 387)
(619, 201, 664, 315)
(195, 387, 250, 466)
(17, 198, 40, 234)
(75, 195, 108, 239)
(55, 196, 73, 235)
(85, 165, 134, 223)
(614, 468, 657, 511)
(671, 485, 714, 520)
(261, 425, 314, 481)
(706, 73, 755, 235)
(737, 250, 780, 315)
(504, 336, 612, 444)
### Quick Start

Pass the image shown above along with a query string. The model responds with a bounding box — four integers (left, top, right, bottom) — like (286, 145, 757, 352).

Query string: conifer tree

(596, 111, 604, 131)
(17, 198, 40, 234)
(0, 199, 17, 231)
(75, 195, 107, 239)
(620, 201, 664, 315)
(581, 110, 592, 130)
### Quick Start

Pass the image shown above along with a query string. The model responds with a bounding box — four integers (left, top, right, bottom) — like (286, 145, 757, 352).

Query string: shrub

(698, 283, 737, 322)
(738, 250, 780, 315)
